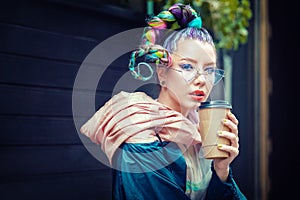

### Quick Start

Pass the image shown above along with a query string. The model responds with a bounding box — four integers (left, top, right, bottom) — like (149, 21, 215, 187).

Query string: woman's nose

(193, 73, 206, 85)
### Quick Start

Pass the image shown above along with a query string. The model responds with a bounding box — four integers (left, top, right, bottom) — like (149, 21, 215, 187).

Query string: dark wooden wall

(0, 0, 144, 199)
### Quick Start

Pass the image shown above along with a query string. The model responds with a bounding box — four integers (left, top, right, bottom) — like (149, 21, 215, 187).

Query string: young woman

(80, 3, 246, 200)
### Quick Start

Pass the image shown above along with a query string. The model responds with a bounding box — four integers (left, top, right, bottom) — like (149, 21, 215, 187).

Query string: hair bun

(168, 3, 197, 28)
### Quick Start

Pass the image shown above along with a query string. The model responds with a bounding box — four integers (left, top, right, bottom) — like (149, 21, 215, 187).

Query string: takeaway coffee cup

(198, 100, 232, 159)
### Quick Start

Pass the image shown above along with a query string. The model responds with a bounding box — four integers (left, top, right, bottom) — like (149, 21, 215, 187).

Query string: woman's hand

(213, 111, 240, 182)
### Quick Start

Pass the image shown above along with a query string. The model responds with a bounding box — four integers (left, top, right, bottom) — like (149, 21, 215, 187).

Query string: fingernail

(223, 119, 227, 123)
(217, 144, 223, 148)
(218, 131, 222, 135)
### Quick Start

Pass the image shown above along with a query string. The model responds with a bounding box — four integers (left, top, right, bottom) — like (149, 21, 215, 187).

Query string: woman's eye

(204, 67, 215, 74)
(179, 64, 193, 71)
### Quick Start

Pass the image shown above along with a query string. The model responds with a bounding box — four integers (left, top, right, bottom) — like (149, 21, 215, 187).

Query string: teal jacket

(112, 142, 247, 200)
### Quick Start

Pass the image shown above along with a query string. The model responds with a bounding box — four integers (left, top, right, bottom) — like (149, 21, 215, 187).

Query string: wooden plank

(0, 169, 112, 200)
(0, 53, 128, 91)
(259, 1, 271, 199)
(0, 116, 81, 145)
(0, 145, 109, 177)
(0, 115, 115, 147)
(0, 84, 110, 117)
(0, 23, 98, 62)
(0, 54, 79, 89)
(46, 0, 146, 20)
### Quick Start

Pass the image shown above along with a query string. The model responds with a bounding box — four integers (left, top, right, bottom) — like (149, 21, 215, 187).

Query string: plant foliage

(161, 0, 253, 50)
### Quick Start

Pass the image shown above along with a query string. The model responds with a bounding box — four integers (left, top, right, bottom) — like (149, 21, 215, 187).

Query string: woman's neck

(157, 91, 189, 117)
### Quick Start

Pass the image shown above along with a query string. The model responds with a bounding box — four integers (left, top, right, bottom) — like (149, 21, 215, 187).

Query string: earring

(160, 80, 166, 86)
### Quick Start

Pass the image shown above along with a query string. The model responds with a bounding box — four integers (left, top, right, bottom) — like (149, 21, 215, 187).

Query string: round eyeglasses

(169, 64, 225, 85)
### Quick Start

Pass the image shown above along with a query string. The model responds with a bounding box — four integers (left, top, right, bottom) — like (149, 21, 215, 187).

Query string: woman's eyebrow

(179, 58, 216, 68)
(172, 52, 197, 63)
(174, 53, 216, 66)
(179, 57, 197, 63)
(204, 62, 216, 67)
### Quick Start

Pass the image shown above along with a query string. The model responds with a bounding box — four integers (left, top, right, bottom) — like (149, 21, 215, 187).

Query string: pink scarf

(80, 91, 202, 164)
(80, 91, 211, 199)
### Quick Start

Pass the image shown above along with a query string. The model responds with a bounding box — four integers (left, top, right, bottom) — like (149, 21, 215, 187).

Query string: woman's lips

(190, 90, 205, 101)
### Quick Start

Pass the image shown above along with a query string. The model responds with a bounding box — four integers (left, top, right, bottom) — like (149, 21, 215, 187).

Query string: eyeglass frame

(168, 65, 225, 85)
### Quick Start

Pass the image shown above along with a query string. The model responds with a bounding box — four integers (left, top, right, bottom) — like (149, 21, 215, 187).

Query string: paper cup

(198, 100, 232, 159)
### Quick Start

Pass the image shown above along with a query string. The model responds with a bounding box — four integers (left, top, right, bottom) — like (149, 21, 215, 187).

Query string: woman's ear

(156, 66, 167, 83)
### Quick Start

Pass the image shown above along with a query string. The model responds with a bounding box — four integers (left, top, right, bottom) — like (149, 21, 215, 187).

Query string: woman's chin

(185, 102, 200, 111)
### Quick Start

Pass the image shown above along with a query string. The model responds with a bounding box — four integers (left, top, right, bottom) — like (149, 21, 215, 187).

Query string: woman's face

(158, 39, 217, 115)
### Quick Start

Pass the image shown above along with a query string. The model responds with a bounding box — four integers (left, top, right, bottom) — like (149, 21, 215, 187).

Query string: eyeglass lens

(182, 69, 224, 85)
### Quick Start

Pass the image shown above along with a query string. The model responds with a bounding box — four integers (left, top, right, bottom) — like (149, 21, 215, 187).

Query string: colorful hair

(129, 3, 214, 81)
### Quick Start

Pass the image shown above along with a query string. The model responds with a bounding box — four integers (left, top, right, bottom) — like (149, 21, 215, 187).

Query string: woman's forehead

(174, 39, 216, 61)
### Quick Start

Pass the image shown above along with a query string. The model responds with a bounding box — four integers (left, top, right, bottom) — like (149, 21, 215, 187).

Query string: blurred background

(0, 0, 298, 199)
